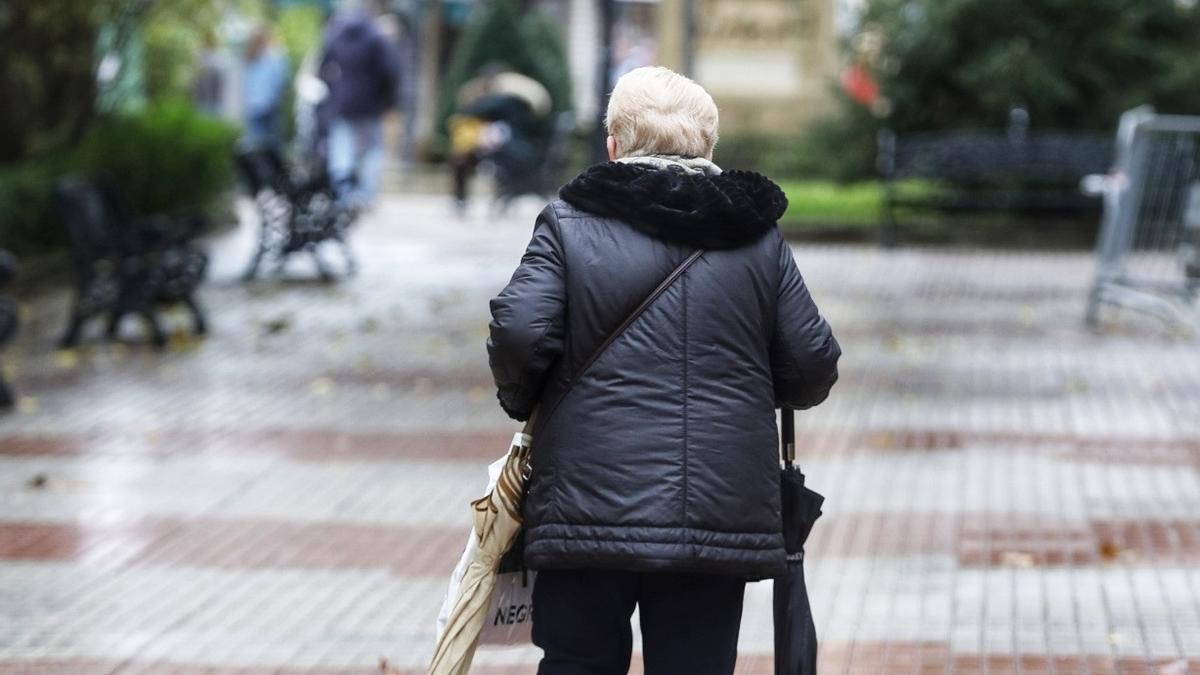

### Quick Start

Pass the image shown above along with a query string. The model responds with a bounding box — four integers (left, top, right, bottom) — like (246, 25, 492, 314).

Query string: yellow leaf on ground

(53, 350, 80, 369)
(17, 396, 38, 414)
(1000, 551, 1035, 568)
(310, 377, 335, 396)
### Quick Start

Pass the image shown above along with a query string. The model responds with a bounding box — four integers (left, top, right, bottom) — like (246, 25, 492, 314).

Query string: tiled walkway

(1, 194, 1198, 674)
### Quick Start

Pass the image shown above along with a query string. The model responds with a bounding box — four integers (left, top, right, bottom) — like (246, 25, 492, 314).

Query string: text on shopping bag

(478, 570, 536, 646)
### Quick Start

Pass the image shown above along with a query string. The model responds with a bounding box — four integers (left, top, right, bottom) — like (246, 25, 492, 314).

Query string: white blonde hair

(605, 66, 719, 160)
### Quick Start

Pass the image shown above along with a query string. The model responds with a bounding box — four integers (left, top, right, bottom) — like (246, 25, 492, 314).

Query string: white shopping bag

(435, 433, 535, 647)
(478, 568, 536, 645)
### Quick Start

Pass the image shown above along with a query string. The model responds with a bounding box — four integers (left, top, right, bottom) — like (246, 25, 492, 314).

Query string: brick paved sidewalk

(1, 193, 1198, 674)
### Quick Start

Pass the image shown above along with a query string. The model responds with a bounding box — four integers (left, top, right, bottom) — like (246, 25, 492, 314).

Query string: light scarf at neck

(615, 154, 723, 176)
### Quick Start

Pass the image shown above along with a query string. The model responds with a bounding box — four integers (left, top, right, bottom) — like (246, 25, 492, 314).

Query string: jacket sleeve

(770, 235, 841, 410)
(487, 205, 567, 421)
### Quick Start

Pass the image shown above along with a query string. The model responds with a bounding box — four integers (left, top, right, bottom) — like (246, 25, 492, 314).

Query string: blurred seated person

(448, 65, 551, 215)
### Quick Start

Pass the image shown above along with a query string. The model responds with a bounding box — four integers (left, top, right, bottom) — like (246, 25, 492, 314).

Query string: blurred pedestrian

(191, 32, 227, 117)
(241, 25, 290, 148)
(319, 1, 402, 207)
(448, 65, 551, 214)
(487, 66, 841, 674)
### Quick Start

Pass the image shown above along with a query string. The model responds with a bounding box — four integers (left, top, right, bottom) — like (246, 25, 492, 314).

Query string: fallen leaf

(1000, 551, 1035, 568)
(53, 350, 80, 369)
(168, 328, 201, 352)
(261, 315, 293, 335)
(17, 396, 38, 414)
(309, 377, 335, 396)
(1098, 539, 1124, 561)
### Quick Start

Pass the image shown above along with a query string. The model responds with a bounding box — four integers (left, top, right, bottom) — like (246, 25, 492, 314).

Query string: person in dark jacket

(487, 66, 840, 675)
(319, 3, 402, 206)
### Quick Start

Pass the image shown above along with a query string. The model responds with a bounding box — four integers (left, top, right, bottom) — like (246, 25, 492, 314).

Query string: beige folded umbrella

(429, 435, 531, 675)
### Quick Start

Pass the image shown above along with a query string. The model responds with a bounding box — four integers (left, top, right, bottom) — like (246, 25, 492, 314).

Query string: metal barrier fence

(1086, 106, 1200, 329)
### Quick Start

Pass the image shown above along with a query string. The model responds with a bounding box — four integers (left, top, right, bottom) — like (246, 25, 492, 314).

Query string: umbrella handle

(781, 407, 795, 468)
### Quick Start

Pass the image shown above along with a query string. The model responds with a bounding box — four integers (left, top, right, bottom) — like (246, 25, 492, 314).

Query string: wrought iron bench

(52, 177, 208, 348)
(0, 250, 17, 409)
(876, 110, 1113, 246)
(234, 144, 357, 280)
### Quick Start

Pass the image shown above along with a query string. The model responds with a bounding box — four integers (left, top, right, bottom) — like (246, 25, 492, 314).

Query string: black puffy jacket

(488, 161, 840, 579)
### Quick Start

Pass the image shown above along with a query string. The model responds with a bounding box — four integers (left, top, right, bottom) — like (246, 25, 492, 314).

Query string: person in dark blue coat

(319, 4, 401, 206)
(487, 66, 841, 675)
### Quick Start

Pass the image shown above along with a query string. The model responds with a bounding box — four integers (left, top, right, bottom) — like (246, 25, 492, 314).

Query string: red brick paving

(133, 520, 465, 574)
(0, 430, 507, 462)
(4, 650, 1195, 674)
(0, 520, 465, 574)
(805, 513, 1200, 566)
(4, 510, 1198, 571)
(3, 213, 1197, 670)
(5, 428, 1198, 469)
(0, 521, 174, 566)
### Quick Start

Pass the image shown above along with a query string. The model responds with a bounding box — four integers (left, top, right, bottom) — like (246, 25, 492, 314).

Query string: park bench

(234, 144, 357, 280)
(876, 110, 1113, 246)
(0, 250, 16, 408)
(52, 177, 208, 348)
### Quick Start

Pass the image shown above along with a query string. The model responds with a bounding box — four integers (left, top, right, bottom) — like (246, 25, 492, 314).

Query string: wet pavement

(1, 193, 1199, 674)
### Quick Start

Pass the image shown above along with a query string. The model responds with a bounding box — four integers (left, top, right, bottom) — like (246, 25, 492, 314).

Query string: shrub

(0, 101, 238, 256)
(73, 100, 238, 216)
(0, 155, 71, 256)
(716, 111, 878, 182)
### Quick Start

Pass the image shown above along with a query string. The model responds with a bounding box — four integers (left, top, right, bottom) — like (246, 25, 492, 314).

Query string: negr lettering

(493, 603, 533, 625)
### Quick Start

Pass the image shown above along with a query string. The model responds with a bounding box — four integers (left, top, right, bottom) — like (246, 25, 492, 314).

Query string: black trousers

(532, 568, 746, 675)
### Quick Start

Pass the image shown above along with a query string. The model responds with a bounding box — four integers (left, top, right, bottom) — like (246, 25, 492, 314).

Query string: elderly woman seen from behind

(487, 66, 840, 675)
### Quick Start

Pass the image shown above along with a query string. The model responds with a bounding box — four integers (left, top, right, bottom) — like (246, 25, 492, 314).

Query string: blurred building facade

(659, 0, 840, 134)
(560, 0, 842, 135)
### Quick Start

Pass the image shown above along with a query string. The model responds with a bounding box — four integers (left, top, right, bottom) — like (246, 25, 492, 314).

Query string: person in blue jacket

(241, 25, 290, 148)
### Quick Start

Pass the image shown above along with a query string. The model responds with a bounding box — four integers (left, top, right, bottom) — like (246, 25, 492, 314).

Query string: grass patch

(776, 180, 1098, 247)
(778, 181, 883, 228)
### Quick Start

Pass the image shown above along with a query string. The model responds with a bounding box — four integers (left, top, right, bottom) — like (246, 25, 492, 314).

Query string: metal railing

(1085, 106, 1200, 329)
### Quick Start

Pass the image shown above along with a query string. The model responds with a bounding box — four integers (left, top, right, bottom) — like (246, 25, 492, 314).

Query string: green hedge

(716, 114, 879, 182)
(0, 100, 238, 256)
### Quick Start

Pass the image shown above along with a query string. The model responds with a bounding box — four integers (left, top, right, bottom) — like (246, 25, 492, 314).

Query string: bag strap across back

(534, 249, 704, 427)
(571, 249, 704, 389)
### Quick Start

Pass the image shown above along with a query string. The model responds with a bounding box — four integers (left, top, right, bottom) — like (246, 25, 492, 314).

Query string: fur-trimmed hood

(558, 161, 789, 250)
